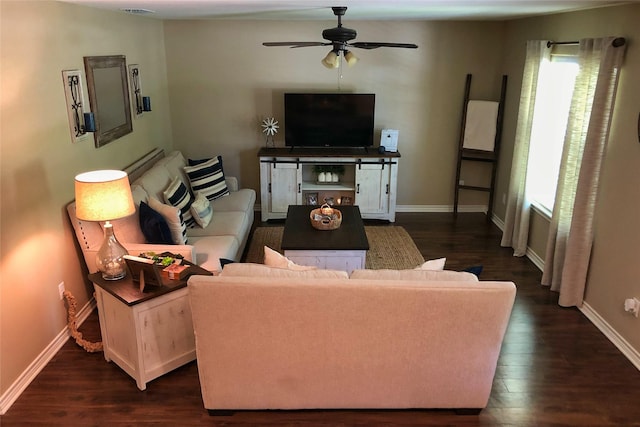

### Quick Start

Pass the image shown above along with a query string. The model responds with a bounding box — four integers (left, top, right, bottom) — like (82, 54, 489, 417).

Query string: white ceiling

(60, 0, 631, 21)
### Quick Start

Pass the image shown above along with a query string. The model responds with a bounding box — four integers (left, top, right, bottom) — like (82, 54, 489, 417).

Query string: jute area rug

(244, 226, 424, 270)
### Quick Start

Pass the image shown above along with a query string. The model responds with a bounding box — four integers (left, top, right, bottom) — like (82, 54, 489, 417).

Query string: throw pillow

(163, 177, 196, 228)
(183, 156, 230, 201)
(350, 269, 478, 282)
(138, 201, 174, 244)
(220, 258, 235, 269)
(463, 265, 483, 277)
(220, 263, 348, 279)
(148, 196, 188, 245)
(414, 257, 446, 270)
(190, 191, 213, 228)
(188, 157, 223, 169)
(263, 246, 317, 271)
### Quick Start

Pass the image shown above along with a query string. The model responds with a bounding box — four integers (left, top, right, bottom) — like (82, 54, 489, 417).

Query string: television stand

(258, 147, 400, 222)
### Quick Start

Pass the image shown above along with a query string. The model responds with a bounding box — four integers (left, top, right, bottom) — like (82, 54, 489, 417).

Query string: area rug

(244, 226, 424, 270)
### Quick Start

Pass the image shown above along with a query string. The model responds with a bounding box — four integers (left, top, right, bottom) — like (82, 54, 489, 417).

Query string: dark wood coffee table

(281, 205, 369, 273)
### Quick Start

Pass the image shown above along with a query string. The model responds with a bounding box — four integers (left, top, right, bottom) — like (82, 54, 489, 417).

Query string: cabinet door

(270, 163, 301, 213)
(355, 163, 390, 214)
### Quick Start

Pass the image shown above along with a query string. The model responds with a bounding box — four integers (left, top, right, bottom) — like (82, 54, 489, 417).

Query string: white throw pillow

(190, 191, 213, 228)
(148, 196, 188, 245)
(263, 246, 317, 271)
(414, 257, 446, 270)
(221, 263, 348, 279)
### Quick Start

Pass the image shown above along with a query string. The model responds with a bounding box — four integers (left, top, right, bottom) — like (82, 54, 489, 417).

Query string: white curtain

(501, 41, 550, 256)
(542, 37, 626, 307)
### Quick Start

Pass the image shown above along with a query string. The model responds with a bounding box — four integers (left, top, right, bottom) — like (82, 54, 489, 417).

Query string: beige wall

(163, 19, 506, 207)
(497, 4, 640, 352)
(2, 0, 639, 409)
(0, 1, 172, 397)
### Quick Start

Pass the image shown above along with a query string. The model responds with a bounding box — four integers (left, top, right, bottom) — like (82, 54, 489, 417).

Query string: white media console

(258, 147, 400, 222)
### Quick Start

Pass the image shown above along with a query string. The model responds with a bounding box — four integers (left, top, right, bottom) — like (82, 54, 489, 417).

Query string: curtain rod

(547, 37, 626, 48)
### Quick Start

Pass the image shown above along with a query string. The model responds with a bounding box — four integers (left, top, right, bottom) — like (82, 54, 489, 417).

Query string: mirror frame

(84, 55, 133, 148)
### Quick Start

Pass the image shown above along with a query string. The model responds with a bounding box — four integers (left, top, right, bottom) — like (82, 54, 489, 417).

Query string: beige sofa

(188, 264, 516, 414)
(68, 149, 255, 272)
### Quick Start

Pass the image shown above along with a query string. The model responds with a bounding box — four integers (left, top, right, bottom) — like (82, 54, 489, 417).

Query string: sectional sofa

(68, 148, 256, 273)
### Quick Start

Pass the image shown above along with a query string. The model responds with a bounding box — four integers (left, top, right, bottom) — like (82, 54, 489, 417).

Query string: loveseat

(68, 148, 256, 273)
(188, 263, 516, 413)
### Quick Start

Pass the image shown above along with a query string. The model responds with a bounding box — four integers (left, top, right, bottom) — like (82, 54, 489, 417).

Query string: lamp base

(96, 221, 129, 281)
(101, 270, 126, 281)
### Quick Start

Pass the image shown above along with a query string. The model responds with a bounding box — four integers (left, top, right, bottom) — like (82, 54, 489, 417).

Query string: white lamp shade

(75, 170, 135, 222)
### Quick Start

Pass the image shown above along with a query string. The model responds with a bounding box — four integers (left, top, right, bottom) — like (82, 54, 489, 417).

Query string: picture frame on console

(306, 192, 318, 206)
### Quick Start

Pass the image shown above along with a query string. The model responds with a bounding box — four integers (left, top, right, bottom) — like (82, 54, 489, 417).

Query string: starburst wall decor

(262, 117, 279, 148)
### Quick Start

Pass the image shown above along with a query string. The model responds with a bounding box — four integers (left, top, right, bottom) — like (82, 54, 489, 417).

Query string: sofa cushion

(187, 210, 247, 238)
(264, 246, 317, 271)
(210, 188, 256, 213)
(160, 151, 189, 184)
(134, 162, 174, 201)
(148, 196, 188, 245)
(183, 156, 230, 201)
(138, 201, 174, 244)
(130, 184, 148, 207)
(220, 263, 349, 279)
(190, 191, 213, 228)
(189, 235, 240, 272)
(349, 269, 478, 282)
(163, 177, 196, 228)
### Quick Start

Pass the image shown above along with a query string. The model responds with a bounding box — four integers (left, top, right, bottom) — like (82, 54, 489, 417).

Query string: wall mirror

(84, 55, 132, 148)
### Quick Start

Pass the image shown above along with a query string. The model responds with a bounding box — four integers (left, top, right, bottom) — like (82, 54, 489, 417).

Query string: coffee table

(281, 205, 369, 273)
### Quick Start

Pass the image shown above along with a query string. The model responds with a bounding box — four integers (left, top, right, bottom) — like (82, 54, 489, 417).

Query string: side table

(89, 264, 212, 390)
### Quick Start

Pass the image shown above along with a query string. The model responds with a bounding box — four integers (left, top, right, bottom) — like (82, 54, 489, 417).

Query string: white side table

(90, 265, 211, 390)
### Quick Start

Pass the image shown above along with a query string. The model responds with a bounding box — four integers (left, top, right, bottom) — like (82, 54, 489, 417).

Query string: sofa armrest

(123, 243, 196, 263)
(225, 176, 238, 192)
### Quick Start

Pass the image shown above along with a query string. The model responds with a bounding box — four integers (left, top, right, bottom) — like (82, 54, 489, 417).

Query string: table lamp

(75, 170, 136, 280)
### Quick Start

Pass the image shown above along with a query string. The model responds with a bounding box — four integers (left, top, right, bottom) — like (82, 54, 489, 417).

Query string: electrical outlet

(58, 282, 65, 301)
(459, 180, 464, 186)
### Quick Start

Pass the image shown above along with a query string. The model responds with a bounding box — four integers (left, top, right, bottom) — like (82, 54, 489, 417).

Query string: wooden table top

(281, 205, 369, 251)
(89, 263, 212, 306)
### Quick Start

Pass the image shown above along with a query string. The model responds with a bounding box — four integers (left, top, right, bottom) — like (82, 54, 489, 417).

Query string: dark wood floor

(4, 213, 640, 426)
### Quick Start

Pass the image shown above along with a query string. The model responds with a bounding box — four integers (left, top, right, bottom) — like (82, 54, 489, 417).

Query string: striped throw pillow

(163, 177, 196, 229)
(183, 156, 229, 201)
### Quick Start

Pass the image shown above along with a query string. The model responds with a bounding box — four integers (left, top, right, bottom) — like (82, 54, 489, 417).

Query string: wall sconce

(62, 69, 96, 142)
(129, 65, 151, 115)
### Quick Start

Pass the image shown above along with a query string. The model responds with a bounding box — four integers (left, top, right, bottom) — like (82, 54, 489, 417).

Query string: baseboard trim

(0, 298, 96, 415)
(396, 204, 487, 213)
(580, 302, 640, 371)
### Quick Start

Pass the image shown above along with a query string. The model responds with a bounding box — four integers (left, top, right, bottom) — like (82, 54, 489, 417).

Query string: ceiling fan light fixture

(321, 50, 340, 69)
(344, 50, 358, 67)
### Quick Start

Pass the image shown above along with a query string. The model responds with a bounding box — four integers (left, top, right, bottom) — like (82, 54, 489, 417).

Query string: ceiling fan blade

(263, 42, 328, 48)
(350, 42, 419, 50)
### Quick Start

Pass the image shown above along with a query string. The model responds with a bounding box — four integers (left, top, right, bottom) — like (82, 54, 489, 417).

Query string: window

(526, 54, 579, 215)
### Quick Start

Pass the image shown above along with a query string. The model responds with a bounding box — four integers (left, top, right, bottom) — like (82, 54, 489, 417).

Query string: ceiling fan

(263, 6, 418, 68)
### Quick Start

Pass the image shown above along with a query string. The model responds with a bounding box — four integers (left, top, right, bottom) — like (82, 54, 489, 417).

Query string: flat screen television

(284, 93, 375, 148)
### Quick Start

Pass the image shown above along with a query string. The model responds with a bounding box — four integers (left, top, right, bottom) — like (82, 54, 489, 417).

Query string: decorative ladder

(453, 74, 508, 219)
